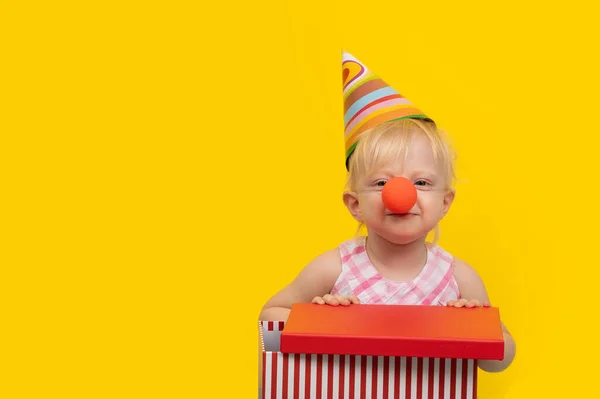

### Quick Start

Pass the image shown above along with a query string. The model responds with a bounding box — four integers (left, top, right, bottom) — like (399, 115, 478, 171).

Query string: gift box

(259, 304, 504, 399)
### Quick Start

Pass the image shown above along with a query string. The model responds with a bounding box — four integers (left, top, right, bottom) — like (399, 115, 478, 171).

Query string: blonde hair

(345, 118, 457, 244)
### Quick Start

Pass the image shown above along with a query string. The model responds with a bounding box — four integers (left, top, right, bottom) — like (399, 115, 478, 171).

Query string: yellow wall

(3, 1, 599, 398)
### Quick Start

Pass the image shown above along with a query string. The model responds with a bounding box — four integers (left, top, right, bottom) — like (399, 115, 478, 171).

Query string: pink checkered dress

(330, 236, 460, 305)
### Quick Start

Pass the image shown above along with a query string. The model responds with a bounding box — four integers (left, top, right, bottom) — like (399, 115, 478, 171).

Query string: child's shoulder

(300, 245, 343, 279)
(426, 245, 488, 299)
(427, 242, 454, 260)
(304, 237, 365, 276)
(337, 235, 367, 253)
(432, 248, 487, 294)
(427, 244, 482, 278)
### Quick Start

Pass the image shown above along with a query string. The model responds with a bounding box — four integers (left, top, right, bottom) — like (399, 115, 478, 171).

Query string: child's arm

(259, 248, 342, 321)
(453, 258, 517, 373)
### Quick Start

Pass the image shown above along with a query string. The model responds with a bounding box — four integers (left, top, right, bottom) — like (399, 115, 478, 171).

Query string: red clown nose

(381, 177, 417, 214)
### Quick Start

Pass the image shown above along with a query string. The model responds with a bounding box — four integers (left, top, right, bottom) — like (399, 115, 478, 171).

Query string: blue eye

(415, 180, 429, 186)
(375, 180, 387, 187)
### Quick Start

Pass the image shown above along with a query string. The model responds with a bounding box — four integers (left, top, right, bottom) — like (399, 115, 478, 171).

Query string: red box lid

(280, 303, 504, 360)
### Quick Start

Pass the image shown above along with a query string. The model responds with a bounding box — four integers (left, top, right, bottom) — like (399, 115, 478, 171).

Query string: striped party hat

(342, 51, 433, 168)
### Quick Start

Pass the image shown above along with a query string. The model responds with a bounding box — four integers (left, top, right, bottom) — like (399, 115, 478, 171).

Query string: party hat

(342, 51, 432, 168)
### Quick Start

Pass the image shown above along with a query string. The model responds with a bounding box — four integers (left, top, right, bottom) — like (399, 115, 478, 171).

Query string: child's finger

(335, 295, 350, 306)
(454, 299, 468, 308)
(311, 297, 325, 305)
(446, 300, 456, 306)
(323, 294, 339, 306)
(466, 299, 480, 308)
(349, 295, 360, 304)
(483, 301, 491, 307)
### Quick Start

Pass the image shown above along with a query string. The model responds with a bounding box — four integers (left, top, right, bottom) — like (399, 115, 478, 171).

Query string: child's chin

(381, 231, 423, 245)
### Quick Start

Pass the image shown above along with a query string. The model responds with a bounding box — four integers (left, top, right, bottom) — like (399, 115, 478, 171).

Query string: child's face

(345, 134, 455, 245)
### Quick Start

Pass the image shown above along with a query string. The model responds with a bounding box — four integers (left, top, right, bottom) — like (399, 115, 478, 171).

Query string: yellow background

(2, 1, 599, 398)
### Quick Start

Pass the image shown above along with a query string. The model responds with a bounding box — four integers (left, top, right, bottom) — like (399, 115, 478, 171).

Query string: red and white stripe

(261, 353, 477, 399)
(259, 322, 478, 399)
(264, 321, 286, 331)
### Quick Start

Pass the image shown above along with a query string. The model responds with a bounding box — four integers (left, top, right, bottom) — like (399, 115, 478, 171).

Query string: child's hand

(311, 294, 360, 306)
(446, 299, 490, 308)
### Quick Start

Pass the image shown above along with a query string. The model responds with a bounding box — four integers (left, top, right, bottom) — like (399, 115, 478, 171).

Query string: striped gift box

(259, 321, 478, 399)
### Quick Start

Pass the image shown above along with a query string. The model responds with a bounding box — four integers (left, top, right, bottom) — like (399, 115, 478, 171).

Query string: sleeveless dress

(330, 236, 460, 305)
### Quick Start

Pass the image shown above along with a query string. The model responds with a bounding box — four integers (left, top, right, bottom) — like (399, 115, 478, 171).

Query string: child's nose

(382, 177, 417, 214)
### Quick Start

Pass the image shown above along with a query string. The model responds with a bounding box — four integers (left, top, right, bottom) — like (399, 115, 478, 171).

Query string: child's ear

(343, 191, 362, 222)
(441, 188, 455, 218)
